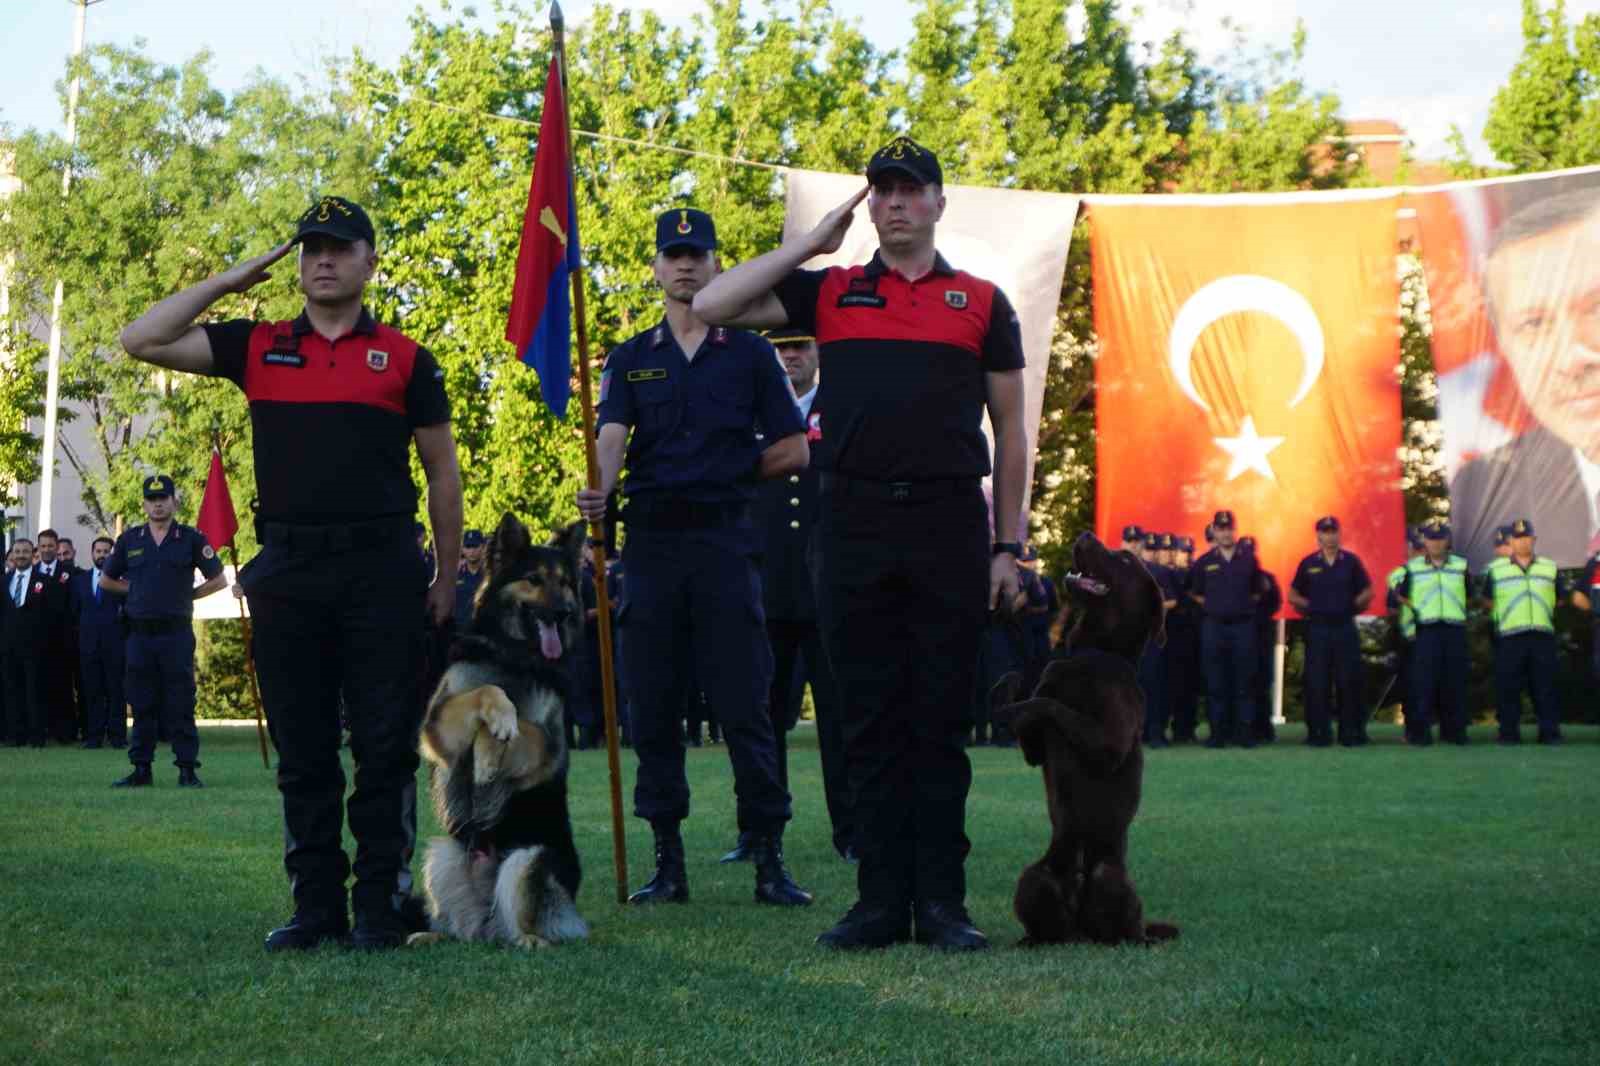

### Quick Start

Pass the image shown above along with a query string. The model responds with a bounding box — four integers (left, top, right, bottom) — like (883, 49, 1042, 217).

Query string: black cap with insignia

(1212, 509, 1236, 530)
(765, 327, 816, 347)
(295, 196, 376, 248)
(1420, 519, 1451, 541)
(462, 530, 486, 548)
(1509, 518, 1535, 537)
(142, 474, 176, 500)
(656, 208, 718, 253)
(1315, 515, 1340, 532)
(866, 135, 943, 187)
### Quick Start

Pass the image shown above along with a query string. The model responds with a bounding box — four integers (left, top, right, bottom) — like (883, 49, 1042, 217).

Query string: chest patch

(627, 368, 668, 383)
(366, 349, 389, 372)
(944, 290, 968, 309)
(263, 351, 306, 368)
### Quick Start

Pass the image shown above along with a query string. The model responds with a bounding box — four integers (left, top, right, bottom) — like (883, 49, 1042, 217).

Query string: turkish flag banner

(1088, 192, 1406, 616)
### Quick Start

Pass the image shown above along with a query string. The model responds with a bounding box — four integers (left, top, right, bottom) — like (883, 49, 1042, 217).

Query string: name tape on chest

(627, 368, 669, 383)
(837, 293, 887, 309)
(263, 351, 306, 368)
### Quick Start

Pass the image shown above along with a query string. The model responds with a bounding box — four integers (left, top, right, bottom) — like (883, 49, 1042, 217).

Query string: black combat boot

(628, 824, 689, 904)
(914, 900, 989, 951)
(719, 830, 755, 864)
(112, 764, 153, 788)
(815, 902, 912, 950)
(752, 834, 812, 907)
(264, 906, 349, 953)
(177, 766, 204, 789)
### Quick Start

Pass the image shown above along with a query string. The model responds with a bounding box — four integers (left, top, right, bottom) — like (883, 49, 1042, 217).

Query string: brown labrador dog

(992, 531, 1179, 946)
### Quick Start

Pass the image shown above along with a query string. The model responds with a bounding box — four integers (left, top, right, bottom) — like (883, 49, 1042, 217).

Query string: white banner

(782, 169, 1080, 518)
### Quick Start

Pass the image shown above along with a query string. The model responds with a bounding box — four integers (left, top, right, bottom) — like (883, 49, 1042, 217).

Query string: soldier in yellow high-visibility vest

(1393, 520, 1472, 745)
(1384, 529, 1424, 741)
(1481, 518, 1565, 744)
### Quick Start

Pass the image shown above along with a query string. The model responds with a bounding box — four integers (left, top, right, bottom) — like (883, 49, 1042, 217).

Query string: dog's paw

(514, 932, 554, 951)
(481, 692, 519, 743)
(406, 931, 447, 948)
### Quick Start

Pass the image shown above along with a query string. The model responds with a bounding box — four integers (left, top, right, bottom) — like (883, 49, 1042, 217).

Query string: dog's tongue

(537, 620, 563, 659)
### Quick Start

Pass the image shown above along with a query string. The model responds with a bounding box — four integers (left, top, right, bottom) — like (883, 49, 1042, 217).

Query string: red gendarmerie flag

(196, 446, 239, 551)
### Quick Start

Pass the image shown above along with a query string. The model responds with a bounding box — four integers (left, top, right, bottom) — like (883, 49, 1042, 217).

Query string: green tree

(1483, 0, 1600, 171)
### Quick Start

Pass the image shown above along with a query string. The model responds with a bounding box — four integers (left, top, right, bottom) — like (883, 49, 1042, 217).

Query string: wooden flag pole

(552, 0, 629, 905)
(228, 544, 272, 770)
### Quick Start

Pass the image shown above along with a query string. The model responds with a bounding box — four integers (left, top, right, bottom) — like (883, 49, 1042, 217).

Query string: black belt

(622, 498, 749, 531)
(256, 514, 413, 554)
(128, 618, 187, 635)
(818, 473, 978, 502)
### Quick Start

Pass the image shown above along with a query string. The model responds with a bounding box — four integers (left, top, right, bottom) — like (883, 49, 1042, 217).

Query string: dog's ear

(489, 512, 531, 577)
(549, 519, 587, 576)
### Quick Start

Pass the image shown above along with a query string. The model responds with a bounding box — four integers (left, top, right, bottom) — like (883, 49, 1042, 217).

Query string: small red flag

(196, 446, 239, 551)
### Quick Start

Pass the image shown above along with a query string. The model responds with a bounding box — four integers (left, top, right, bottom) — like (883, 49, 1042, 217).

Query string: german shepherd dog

(408, 514, 589, 950)
(992, 532, 1179, 946)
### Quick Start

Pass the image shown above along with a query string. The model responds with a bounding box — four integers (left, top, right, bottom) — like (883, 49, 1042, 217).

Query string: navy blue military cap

(1158, 532, 1176, 551)
(1120, 524, 1144, 542)
(1508, 517, 1535, 537)
(1142, 532, 1161, 550)
(1420, 519, 1450, 540)
(1178, 535, 1195, 552)
(866, 135, 944, 187)
(1315, 515, 1340, 532)
(462, 529, 485, 548)
(1407, 527, 1424, 550)
(1212, 510, 1236, 530)
(1238, 535, 1257, 553)
(142, 474, 175, 499)
(1492, 525, 1511, 546)
(656, 208, 717, 253)
(765, 327, 817, 347)
(295, 195, 376, 248)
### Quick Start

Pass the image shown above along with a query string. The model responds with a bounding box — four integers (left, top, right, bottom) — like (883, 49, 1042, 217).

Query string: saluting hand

(218, 242, 294, 295)
(807, 187, 869, 257)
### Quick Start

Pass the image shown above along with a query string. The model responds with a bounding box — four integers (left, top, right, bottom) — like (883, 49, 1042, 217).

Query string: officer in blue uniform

(1288, 516, 1374, 747)
(1137, 532, 1179, 746)
(576, 208, 811, 907)
(68, 536, 128, 748)
(1188, 510, 1261, 747)
(452, 529, 485, 629)
(101, 476, 227, 787)
(1167, 534, 1202, 742)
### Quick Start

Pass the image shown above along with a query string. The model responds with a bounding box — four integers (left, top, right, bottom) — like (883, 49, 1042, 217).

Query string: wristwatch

(992, 541, 1022, 558)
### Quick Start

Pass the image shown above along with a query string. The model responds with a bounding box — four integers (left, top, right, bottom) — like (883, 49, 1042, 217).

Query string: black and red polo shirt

(773, 250, 1024, 482)
(202, 309, 450, 524)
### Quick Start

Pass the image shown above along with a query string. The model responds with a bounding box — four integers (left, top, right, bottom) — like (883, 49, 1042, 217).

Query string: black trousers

(767, 617, 851, 856)
(242, 536, 426, 916)
(814, 483, 987, 908)
(1303, 619, 1363, 744)
(80, 631, 127, 744)
(125, 629, 197, 765)
(1, 648, 46, 745)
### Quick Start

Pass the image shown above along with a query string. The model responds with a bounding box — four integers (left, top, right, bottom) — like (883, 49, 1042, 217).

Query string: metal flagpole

(551, 0, 629, 904)
(227, 545, 271, 769)
(1272, 617, 1287, 724)
(39, 1, 100, 530)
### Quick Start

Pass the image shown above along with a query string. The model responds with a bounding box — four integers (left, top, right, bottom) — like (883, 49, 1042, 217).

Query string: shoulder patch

(202, 545, 216, 560)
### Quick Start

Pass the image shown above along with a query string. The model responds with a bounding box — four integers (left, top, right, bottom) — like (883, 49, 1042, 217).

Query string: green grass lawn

(2, 724, 1597, 1066)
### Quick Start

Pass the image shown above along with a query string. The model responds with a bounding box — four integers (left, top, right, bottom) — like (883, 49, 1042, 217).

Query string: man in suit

(2, 539, 55, 747)
(69, 536, 128, 748)
(1451, 189, 1600, 569)
(32, 529, 77, 743)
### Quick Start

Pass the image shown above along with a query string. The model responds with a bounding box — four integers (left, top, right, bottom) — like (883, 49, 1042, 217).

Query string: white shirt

(1575, 446, 1600, 537)
(795, 383, 818, 423)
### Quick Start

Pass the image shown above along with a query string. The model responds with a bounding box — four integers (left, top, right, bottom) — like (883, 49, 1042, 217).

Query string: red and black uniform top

(202, 309, 450, 524)
(772, 250, 1024, 482)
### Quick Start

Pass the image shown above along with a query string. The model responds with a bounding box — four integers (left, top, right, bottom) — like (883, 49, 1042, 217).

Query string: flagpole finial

(550, 1, 564, 32)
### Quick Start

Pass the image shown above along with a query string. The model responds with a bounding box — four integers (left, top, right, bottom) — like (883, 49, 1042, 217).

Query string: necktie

(93, 568, 102, 604)
(12, 572, 23, 607)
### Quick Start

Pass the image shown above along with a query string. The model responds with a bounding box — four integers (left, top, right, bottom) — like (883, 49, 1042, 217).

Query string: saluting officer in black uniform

(120, 196, 463, 952)
(1288, 516, 1374, 747)
(576, 208, 812, 909)
(722, 326, 852, 864)
(695, 137, 1028, 952)
(101, 476, 227, 788)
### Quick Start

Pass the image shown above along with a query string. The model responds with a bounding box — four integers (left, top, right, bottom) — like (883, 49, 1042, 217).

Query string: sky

(2, 0, 1596, 167)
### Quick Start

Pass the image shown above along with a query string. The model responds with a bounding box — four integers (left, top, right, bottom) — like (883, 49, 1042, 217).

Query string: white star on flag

(1214, 416, 1285, 482)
